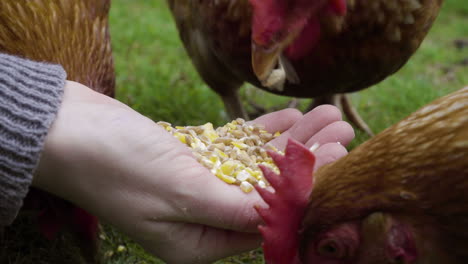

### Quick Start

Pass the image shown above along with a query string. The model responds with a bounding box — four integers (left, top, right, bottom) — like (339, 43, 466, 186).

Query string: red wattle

(255, 139, 316, 264)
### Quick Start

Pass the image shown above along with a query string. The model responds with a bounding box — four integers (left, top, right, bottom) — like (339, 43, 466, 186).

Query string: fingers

(305, 120, 355, 148)
(268, 105, 343, 149)
(251, 108, 302, 133)
(313, 142, 349, 171)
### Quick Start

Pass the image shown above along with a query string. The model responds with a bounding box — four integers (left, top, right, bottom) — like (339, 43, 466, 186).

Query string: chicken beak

(251, 32, 301, 90)
(251, 42, 282, 86)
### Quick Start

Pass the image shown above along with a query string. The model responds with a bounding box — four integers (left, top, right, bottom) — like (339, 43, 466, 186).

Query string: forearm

(0, 53, 65, 226)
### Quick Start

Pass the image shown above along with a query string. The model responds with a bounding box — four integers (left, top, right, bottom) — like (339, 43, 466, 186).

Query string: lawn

(2, 0, 467, 263)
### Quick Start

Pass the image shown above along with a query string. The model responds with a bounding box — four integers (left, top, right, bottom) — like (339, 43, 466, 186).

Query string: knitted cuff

(0, 54, 66, 226)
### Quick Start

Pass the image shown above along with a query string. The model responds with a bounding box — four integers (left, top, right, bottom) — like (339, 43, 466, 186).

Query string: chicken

(256, 87, 467, 263)
(0, 0, 114, 262)
(167, 0, 444, 135)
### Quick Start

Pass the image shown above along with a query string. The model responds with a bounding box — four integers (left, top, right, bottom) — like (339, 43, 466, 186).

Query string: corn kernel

(258, 180, 267, 188)
(220, 160, 239, 175)
(160, 118, 282, 192)
(117, 245, 126, 252)
(274, 131, 281, 137)
(200, 158, 215, 169)
(201, 123, 219, 142)
(240, 181, 254, 193)
(227, 122, 236, 130)
(309, 142, 320, 152)
(236, 170, 250, 181)
(245, 167, 260, 178)
(174, 132, 187, 144)
(209, 155, 219, 164)
(266, 144, 279, 152)
(214, 148, 228, 158)
(190, 138, 207, 150)
(232, 141, 248, 150)
(215, 171, 236, 184)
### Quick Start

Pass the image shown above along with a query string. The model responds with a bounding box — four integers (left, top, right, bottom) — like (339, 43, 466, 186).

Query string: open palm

(35, 82, 354, 264)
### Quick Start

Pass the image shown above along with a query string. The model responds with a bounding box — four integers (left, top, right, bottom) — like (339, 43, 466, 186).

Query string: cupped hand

(34, 81, 354, 264)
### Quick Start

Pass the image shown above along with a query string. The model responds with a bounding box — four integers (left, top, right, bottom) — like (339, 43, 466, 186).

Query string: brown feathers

(0, 0, 114, 95)
(302, 87, 468, 262)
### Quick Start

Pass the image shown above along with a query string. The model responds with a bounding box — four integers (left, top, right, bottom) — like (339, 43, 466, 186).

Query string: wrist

(32, 81, 124, 199)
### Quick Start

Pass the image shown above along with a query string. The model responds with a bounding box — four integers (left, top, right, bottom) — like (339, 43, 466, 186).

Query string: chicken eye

(317, 239, 345, 259)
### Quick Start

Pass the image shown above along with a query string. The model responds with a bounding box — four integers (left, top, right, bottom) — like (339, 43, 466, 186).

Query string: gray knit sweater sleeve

(0, 53, 66, 226)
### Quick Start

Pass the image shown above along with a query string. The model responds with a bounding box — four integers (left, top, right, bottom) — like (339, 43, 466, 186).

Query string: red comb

(255, 139, 315, 264)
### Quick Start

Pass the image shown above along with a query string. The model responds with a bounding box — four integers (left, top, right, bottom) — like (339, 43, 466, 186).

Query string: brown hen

(256, 87, 468, 264)
(167, 0, 444, 135)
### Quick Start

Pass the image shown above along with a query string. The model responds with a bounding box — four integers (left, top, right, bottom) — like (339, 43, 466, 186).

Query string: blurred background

(2, 0, 467, 263)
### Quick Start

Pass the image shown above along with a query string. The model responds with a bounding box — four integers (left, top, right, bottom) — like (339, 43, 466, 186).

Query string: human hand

(33, 81, 354, 264)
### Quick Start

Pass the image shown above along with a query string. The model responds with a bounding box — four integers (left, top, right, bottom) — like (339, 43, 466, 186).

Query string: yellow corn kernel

(175, 126, 185, 130)
(220, 160, 239, 175)
(190, 137, 207, 150)
(165, 126, 173, 132)
(261, 162, 280, 174)
(214, 148, 228, 158)
(227, 123, 237, 130)
(274, 131, 281, 137)
(215, 170, 236, 184)
(117, 245, 126, 252)
(174, 132, 187, 144)
(258, 180, 267, 188)
(235, 170, 250, 181)
(245, 167, 260, 178)
(240, 181, 254, 193)
(209, 155, 219, 164)
(202, 123, 219, 142)
(266, 144, 279, 152)
(231, 141, 248, 150)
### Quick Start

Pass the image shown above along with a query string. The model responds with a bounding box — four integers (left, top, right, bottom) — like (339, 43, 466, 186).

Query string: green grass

(2, 0, 467, 263)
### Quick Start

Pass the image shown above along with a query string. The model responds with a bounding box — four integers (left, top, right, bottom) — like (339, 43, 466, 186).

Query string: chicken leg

(308, 94, 374, 136)
(220, 89, 249, 120)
